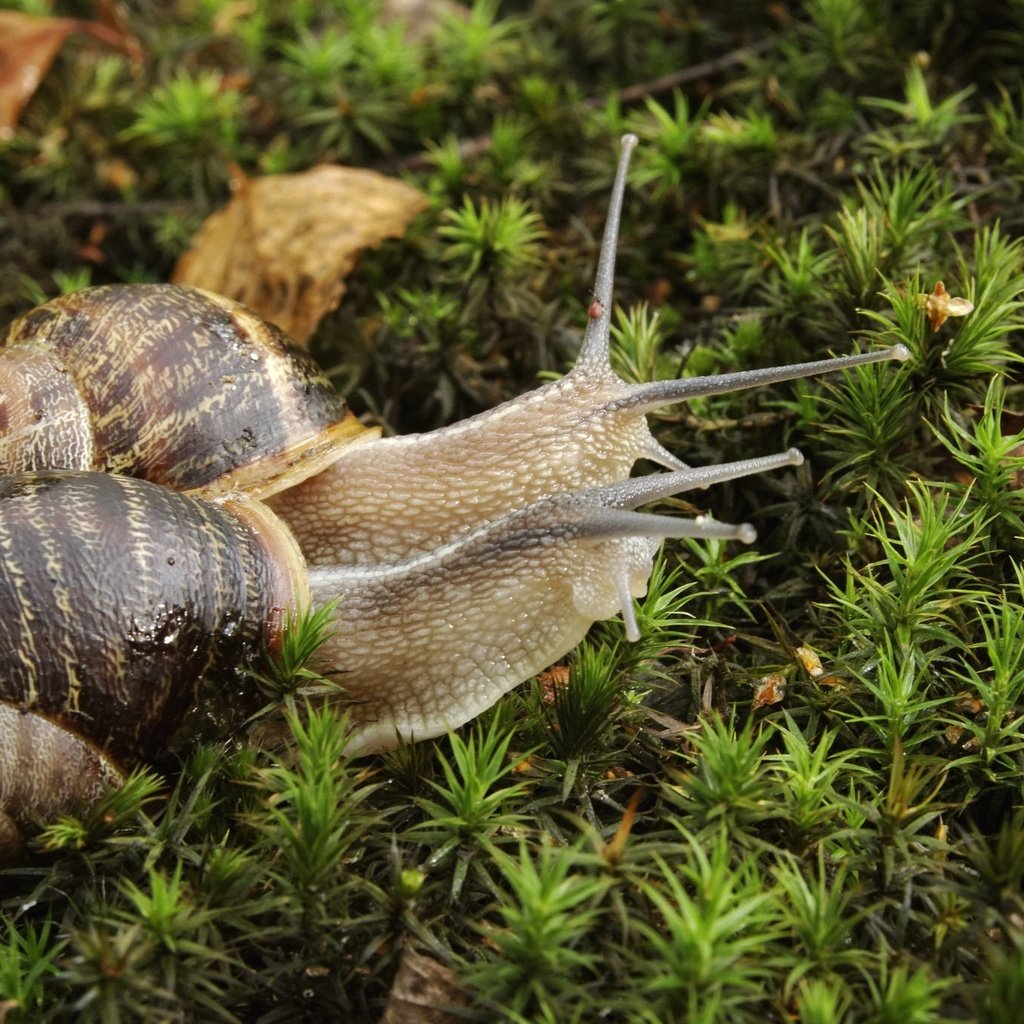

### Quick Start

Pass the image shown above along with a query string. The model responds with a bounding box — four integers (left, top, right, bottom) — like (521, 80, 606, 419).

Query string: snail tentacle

(611, 344, 912, 415)
(270, 136, 905, 569)
(574, 132, 638, 373)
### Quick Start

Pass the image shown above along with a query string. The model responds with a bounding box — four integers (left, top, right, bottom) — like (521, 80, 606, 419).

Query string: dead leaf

(379, 947, 466, 1024)
(944, 724, 979, 752)
(816, 674, 847, 692)
(920, 280, 974, 332)
(172, 164, 429, 345)
(752, 673, 786, 709)
(537, 665, 570, 703)
(794, 644, 824, 678)
(638, 707, 698, 740)
(0, 11, 126, 139)
(210, 0, 259, 36)
(954, 691, 985, 716)
(89, 0, 144, 67)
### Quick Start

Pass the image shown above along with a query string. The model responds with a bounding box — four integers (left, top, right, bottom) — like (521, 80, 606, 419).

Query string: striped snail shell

(0, 283, 373, 498)
(0, 469, 306, 856)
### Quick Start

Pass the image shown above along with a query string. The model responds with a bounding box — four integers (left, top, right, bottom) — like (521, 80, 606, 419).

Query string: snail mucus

(0, 135, 909, 856)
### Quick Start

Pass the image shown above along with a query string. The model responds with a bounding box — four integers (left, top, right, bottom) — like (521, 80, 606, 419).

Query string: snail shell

(0, 469, 305, 854)
(0, 284, 374, 498)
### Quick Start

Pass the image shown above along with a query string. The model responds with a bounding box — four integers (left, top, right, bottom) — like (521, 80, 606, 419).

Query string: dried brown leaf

(537, 665, 570, 703)
(752, 673, 786, 709)
(379, 947, 466, 1024)
(172, 164, 429, 345)
(794, 644, 824, 678)
(0, 11, 125, 138)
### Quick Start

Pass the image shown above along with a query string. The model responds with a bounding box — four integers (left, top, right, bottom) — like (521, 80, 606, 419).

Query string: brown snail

(0, 135, 908, 856)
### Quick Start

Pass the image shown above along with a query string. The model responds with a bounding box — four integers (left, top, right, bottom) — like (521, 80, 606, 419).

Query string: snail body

(0, 136, 909, 855)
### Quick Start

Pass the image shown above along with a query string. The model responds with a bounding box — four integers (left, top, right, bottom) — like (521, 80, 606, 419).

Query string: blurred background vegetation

(4, 0, 1024, 1021)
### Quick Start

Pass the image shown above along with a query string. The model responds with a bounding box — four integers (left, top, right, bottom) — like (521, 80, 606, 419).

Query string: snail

(0, 135, 908, 856)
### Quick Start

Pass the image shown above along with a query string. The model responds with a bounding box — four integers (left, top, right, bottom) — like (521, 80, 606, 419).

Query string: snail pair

(0, 136, 907, 856)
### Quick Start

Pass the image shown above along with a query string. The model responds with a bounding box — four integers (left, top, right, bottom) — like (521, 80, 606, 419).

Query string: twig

(582, 40, 773, 108)
(9, 199, 195, 219)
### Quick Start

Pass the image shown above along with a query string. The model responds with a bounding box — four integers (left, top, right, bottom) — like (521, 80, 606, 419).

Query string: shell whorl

(0, 471, 306, 766)
(0, 346, 94, 474)
(1, 284, 372, 499)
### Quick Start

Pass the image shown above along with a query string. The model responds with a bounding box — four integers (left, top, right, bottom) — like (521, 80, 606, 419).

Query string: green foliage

(861, 962, 949, 1024)
(824, 484, 985, 661)
(464, 842, 609, 1018)
(38, 767, 165, 855)
(863, 62, 979, 158)
(981, 944, 1024, 1024)
(435, 0, 523, 93)
(681, 531, 774, 622)
(636, 831, 779, 1022)
(626, 91, 706, 197)
(792, 977, 855, 1024)
(538, 643, 622, 764)
(410, 715, 531, 900)
(121, 70, 245, 199)
(773, 850, 869, 991)
(0, 917, 63, 1022)
(248, 599, 340, 704)
(662, 714, 774, 843)
(280, 20, 422, 158)
(246, 705, 373, 895)
(439, 193, 546, 318)
(768, 716, 866, 854)
(936, 381, 1024, 554)
(948, 597, 1024, 778)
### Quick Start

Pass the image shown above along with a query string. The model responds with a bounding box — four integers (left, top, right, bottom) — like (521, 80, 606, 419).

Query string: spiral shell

(0, 284, 374, 499)
(0, 470, 307, 855)
(0, 470, 306, 759)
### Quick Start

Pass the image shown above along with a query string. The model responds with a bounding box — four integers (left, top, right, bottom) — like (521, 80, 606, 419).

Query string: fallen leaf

(639, 707, 699, 740)
(752, 673, 786, 709)
(210, 0, 259, 36)
(816, 674, 847, 692)
(944, 724, 979, 752)
(920, 280, 974, 332)
(96, 156, 138, 193)
(0, 11, 126, 138)
(537, 665, 570, 703)
(794, 644, 824, 678)
(954, 691, 985, 715)
(173, 164, 429, 344)
(90, 0, 144, 66)
(379, 947, 466, 1024)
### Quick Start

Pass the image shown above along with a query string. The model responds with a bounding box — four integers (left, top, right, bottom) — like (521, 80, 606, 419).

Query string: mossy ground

(3, 1, 1024, 1021)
